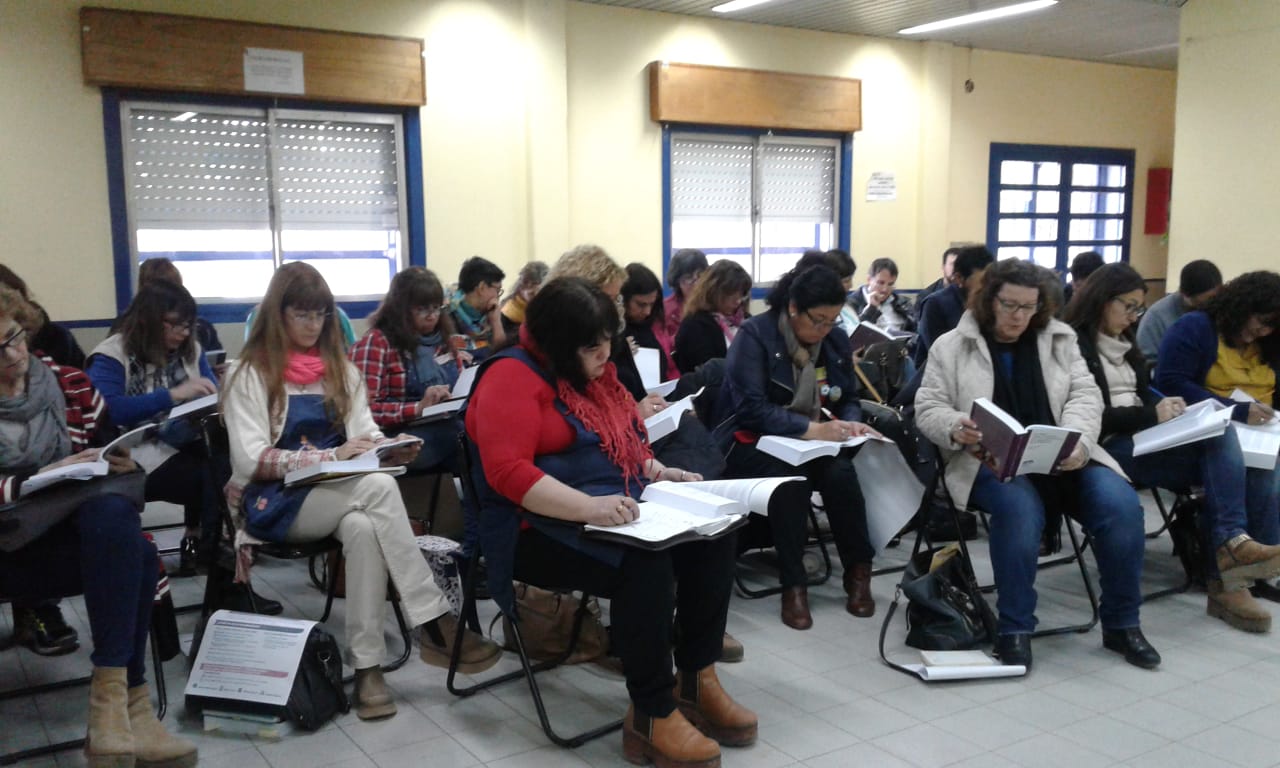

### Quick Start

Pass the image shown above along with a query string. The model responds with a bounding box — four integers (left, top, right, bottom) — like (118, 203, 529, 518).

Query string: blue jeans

(970, 463, 1145, 635)
(0, 494, 158, 686)
(1105, 431, 1280, 576)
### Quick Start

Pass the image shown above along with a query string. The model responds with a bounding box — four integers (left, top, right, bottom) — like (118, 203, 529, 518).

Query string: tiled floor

(5, 494, 1280, 768)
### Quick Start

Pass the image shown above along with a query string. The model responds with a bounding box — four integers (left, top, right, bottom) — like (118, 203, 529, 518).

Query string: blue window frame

(102, 90, 426, 323)
(986, 143, 1135, 275)
(662, 125, 852, 296)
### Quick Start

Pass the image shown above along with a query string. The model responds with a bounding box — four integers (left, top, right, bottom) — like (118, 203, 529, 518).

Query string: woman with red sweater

(466, 277, 755, 768)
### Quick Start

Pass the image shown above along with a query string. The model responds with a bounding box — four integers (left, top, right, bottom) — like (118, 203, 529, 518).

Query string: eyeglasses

(162, 318, 193, 334)
(287, 310, 332, 325)
(0, 328, 26, 355)
(803, 309, 840, 330)
(1111, 297, 1146, 319)
(413, 306, 442, 318)
(995, 297, 1043, 316)
(486, 283, 505, 298)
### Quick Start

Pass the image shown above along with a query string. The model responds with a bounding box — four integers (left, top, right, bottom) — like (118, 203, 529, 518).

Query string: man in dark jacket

(848, 258, 917, 334)
(913, 247, 961, 323)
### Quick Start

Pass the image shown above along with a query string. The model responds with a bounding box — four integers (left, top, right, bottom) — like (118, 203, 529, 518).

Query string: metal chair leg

(734, 507, 833, 598)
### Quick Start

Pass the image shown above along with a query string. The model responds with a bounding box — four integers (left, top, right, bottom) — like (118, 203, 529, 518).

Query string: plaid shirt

(348, 328, 455, 428)
(0, 357, 106, 503)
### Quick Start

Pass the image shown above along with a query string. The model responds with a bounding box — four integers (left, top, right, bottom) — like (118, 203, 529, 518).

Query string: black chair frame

(733, 504, 833, 598)
(1141, 486, 1196, 602)
(446, 433, 623, 748)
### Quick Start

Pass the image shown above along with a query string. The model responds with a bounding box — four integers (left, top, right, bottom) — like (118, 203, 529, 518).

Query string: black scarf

(985, 331, 1055, 428)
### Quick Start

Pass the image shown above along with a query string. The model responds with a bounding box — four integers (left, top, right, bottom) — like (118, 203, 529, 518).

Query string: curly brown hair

(683, 260, 752, 318)
(967, 259, 1059, 335)
(1204, 270, 1280, 361)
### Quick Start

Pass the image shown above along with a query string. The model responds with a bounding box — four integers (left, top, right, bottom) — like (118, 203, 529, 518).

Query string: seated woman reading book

(915, 258, 1157, 671)
(465, 277, 756, 768)
(86, 280, 221, 578)
(1153, 269, 1280, 613)
(0, 286, 198, 768)
(713, 262, 880, 628)
(221, 263, 499, 722)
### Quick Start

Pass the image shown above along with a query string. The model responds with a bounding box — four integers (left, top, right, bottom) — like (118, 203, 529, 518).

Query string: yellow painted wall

(0, 0, 1176, 329)
(1169, 0, 1280, 282)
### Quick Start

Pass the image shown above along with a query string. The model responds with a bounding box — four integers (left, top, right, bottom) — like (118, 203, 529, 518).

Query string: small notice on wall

(244, 47, 305, 95)
(866, 172, 897, 202)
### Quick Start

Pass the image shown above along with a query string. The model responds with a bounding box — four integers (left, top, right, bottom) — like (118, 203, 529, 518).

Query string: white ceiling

(577, 0, 1184, 70)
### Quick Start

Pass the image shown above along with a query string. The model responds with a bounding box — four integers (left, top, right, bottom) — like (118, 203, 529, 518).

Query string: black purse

(901, 545, 996, 651)
(285, 626, 350, 731)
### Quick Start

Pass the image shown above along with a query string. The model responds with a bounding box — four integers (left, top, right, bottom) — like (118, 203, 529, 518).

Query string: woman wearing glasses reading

(222, 263, 499, 721)
(1065, 264, 1280, 634)
(350, 267, 466, 473)
(714, 263, 879, 629)
(915, 259, 1157, 671)
(86, 280, 221, 577)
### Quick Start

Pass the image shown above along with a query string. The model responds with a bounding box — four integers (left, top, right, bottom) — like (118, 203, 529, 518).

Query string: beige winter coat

(914, 311, 1124, 506)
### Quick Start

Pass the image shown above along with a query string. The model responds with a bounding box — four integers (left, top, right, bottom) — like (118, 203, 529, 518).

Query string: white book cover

(643, 388, 703, 443)
(1132, 399, 1233, 456)
(413, 397, 466, 424)
(755, 434, 891, 466)
(170, 392, 220, 420)
(452, 365, 478, 399)
(898, 660, 1026, 681)
(634, 348, 661, 389)
(1228, 389, 1280, 469)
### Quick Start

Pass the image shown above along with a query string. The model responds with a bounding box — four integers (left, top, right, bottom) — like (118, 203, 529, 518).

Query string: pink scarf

(284, 350, 326, 385)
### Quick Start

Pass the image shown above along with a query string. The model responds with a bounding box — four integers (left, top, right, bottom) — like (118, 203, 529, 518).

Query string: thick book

(755, 433, 895, 466)
(643, 388, 703, 442)
(1229, 389, 1280, 470)
(898, 650, 1026, 681)
(283, 434, 422, 486)
(169, 392, 220, 420)
(633, 347, 678, 396)
(582, 476, 802, 550)
(1132, 399, 1234, 456)
(202, 708, 293, 739)
(407, 397, 467, 426)
(969, 398, 1081, 481)
(19, 423, 157, 497)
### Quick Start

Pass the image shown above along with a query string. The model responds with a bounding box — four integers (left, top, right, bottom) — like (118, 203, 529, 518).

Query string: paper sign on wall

(244, 48, 305, 95)
(866, 172, 897, 202)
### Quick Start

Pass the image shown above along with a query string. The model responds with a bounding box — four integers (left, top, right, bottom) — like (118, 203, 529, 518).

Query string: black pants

(512, 527, 735, 717)
(145, 445, 219, 559)
(724, 441, 873, 588)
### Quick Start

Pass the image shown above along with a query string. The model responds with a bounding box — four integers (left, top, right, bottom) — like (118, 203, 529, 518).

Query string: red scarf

(519, 327, 652, 489)
(284, 349, 326, 385)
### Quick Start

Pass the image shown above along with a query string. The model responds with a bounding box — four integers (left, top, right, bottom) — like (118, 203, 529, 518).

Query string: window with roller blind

(986, 143, 1135, 274)
(665, 130, 848, 286)
(109, 97, 414, 315)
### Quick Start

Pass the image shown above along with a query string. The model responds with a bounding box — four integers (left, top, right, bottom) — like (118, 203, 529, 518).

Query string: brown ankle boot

(86, 667, 134, 768)
(127, 685, 198, 768)
(352, 667, 397, 721)
(622, 705, 720, 768)
(1217, 535, 1280, 589)
(780, 586, 812, 630)
(1207, 579, 1272, 633)
(843, 563, 875, 618)
(420, 612, 503, 673)
(675, 667, 757, 746)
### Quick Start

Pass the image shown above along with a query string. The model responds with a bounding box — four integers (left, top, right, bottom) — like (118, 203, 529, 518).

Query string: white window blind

(760, 142, 836, 222)
(275, 117, 401, 230)
(670, 137, 753, 219)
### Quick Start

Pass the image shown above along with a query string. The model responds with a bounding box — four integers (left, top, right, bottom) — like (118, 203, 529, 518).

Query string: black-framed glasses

(803, 309, 840, 330)
(995, 297, 1042, 316)
(162, 318, 193, 334)
(1111, 297, 1146, 319)
(0, 328, 27, 355)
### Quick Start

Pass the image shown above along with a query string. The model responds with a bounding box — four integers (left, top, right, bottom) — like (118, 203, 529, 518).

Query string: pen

(1147, 386, 1166, 399)
(821, 407, 837, 421)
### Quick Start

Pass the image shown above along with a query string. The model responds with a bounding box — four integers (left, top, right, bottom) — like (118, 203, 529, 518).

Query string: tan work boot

(622, 705, 720, 768)
(419, 612, 502, 673)
(127, 684, 198, 768)
(1216, 534, 1280, 590)
(675, 666, 758, 747)
(1207, 579, 1272, 633)
(351, 667, 397, 721)
(86, 667, 134, 768)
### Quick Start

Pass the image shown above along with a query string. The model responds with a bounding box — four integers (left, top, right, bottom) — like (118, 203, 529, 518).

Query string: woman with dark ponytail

(713, 263, 879, 629)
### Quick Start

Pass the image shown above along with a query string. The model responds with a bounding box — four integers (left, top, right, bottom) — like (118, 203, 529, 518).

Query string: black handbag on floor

(285, 625, 350, 730)
(901, 544, 996, 651)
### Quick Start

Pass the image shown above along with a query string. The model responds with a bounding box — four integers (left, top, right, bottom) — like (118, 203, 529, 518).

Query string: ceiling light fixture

(711, 0, 773, 13)
(171, 111, 198, 122)
(899, 0, 1057, 35)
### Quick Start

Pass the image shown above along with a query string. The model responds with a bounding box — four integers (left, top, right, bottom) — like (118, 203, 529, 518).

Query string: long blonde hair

(231, 263, 352, 425)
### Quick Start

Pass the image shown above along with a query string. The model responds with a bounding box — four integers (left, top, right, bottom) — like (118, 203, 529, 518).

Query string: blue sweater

(87, 353, 218, 428)
(1152, 310, 1271, 423)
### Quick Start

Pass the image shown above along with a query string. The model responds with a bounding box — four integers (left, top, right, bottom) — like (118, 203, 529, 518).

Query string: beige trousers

(285, 473, 449, 669)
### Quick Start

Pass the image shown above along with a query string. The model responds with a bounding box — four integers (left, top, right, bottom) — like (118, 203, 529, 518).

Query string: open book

(405, 368, 479, 426)
(970, 398, 1081, 481)
(643, 388, 703, 443)
(634, 347, 678, 397)
(169, 392, 220, 421)
(582, 476, 802, 550)
(1229, 389, 1280, 470)
(19, 423, 157, 497)
(1132, 399, 1234, 456)
(848, 321, 912, 351)
(756, 433, 895, 466)
(283, 434, 422, 486)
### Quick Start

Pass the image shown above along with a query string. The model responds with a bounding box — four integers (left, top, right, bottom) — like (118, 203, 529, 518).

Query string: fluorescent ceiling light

(171, 111, 198, 122)
(899, 0, 1057, 35)
(712, 0, 773, 13)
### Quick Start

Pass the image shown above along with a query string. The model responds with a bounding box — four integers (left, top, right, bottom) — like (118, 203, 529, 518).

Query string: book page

(413, 398, 466, 424)
(851, 439, 924, 553)
(677, 476, 804, 516)
(1016, 425, 1078, 475)
(169, 392, 219, 420)
(755, 434, 878, 466)
(452, 365, 478, 399)
(1232, 421, 1280, 470)
(640, 480, 743, 518)
(634, 348, 661, 390)
(583, 501, 721, 543)
(1132, 399, 1233, 456)
(646, 380, 679, 398)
